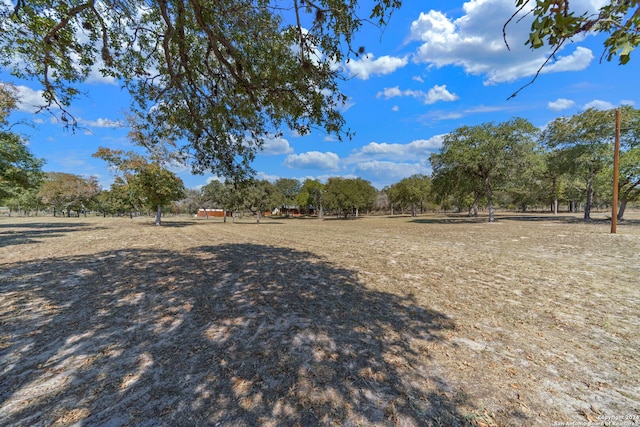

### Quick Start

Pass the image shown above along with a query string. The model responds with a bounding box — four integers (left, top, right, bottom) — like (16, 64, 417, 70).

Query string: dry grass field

(1, 212, 639, 426)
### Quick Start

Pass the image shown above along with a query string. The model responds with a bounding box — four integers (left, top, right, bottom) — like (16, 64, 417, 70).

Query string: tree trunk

(411, 204, 416, 217)
(552, 177, 558, 215)
(256, 210, 261, 223)
(484, 177, 495, 223)
(617, 198, 628, 221)
(318, 203, 323, 219)
(584, 174, 594, 220)
(155, 205, 162, 226)
(468, 193, 480, 217)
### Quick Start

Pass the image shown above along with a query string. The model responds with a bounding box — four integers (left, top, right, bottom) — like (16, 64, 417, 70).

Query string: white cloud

(408, 0, 595, 84)
(284, 151, 340, 170)
(354, 161, 431, 187)
(417, 104, 509, 123)
(378, 86, 403, 99)
(206, 176, 224, 184)
(348, 135, 444, 163)
(14, 87, 124, 128)
(345, 54, 409, 80)
(255, 171, 281, 182)
(193, 175, 225, 189)
(14, 86, 49, 113)
(84, 63, 118, 86)
(464, 105, 507, 114)
(166, 159, 189, 174)
(79, 117, 123, 128)
(261, 136, 293, 155)
(359, 142, 402, 156)
(377, 84, 458, 104)
(425, 85, 459, 104)
(548, 98, 576, 111)
(51, 152, 88, 168)
(482, 47, 593, 84)
(408, 137, 446, 151)
(583, 99, 615, 110)
(419, 110, 465, 122)
(542, 47, 594, 73)
(313, 173, 358, 184)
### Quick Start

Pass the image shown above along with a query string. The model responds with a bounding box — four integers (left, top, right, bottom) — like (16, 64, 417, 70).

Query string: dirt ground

(1, 212, 639, 427)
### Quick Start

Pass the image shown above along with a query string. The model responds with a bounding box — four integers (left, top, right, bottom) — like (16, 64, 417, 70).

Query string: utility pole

(611, 108, 621, 234)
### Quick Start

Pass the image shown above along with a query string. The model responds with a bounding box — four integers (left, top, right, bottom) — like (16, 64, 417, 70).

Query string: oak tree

(323, 177, 376, 218)
(0, 83, 44, 202)
(273, 178, 301, 215)
(0, 131, 44, 202)
(296, 178, 324, 217)
(129, 163, 186, 225)
(541, 108, 620, 220)
(1, 0, 401, 180)
(94, 147, 185, 225)
(38, 172, 100, 216)
(391, 174, 431, 217)
(430, 118, 539, 222)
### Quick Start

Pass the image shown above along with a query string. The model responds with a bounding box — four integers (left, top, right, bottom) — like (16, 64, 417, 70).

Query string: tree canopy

(94, 147, 185, 225)
(129, 163, 186, 225)
(323, 177, 376, 218)
(0, 131, 44, 202)
(0, 83, 44, 202)
(38, 172, 99, 216)
(387, 174, 431, 217)
(0, 0, 402, 180)
(507, 0, 640, 65)
(3, 1, 636, 181)
(297, 178, 324, 216)
(0, 83, 18, 125)
(430, 118, 539, 222)
(541, 108, 616, 220)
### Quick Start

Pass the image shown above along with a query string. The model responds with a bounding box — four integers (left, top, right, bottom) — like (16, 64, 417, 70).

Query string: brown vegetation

(1, 212, 639, 426)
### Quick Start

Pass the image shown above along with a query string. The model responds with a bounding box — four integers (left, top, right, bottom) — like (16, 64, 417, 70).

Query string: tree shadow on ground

(496, 215, 640, 226)
(0, 222, 105, 248)
(410, 213, 640, 226)
(139, 220, 201, 228)
(409, 215, 487, 225)
(0, 243, 482, 426)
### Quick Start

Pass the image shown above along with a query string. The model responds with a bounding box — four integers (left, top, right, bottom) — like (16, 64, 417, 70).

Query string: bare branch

(507, 41, 565, 100)
(503, 0, 532, 51)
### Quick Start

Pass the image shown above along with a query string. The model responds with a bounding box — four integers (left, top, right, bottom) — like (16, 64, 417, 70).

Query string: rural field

(1, 212, 639, 427)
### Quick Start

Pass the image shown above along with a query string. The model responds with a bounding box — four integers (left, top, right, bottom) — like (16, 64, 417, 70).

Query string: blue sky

(3, 0, 638, 190)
